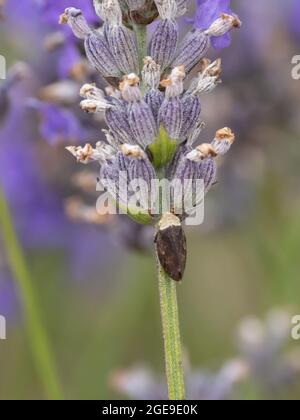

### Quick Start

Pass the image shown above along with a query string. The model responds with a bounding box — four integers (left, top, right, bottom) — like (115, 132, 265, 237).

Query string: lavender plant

(63, 0, 241, 400)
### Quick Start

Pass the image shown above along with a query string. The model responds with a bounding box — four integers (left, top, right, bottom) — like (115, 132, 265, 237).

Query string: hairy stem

(157, 257, 185, 400)
(0, 188, 63, 400)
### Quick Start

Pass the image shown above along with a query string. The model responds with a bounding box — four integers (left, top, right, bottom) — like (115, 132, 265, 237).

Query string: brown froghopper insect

(155, 213, 187, 282)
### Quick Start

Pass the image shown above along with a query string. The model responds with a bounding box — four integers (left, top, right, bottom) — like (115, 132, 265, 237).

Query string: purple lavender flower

(65, 1, 240, 281)
(193, 0, 236, 49)
(29, 100, 86, 145)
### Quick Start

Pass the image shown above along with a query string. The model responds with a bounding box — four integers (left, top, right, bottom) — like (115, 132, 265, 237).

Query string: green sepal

(148, 126, 178, 170)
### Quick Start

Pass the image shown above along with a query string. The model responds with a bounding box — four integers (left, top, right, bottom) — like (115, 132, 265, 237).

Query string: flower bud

(158, 67, 186, 139)
(107, 25, 139, 74)
(166, 143, 189, 180)
(119, 74, 142, 102)
(175, 0, 188, 17)
(197, 157, 217, 193)
(127, 151, 157, 214)
(66, 142, 115, 164)
(121, 144, 147, 160)
(158, 97, 183, 140)
(105, 104, 135, 145)
(205, 13, 242, 38)
(80, 84, 105, 101)
(149, 18, 178, 70)
(59, 8, 91, 39)
(93, 0, 105, 19)
(188, 58, 222, 95)
(80, 98, 110, 113)
(186, 143, 217, 162)
(161, 65, 185, 98)
(102, 0, 123, 25)
(211, 127, 235, 155)
(172, 29, 210, 73)
(102, 145, 156, 223)
(84, 32, 122, 78)
(144, 89, 164, 125)
(179, 95, 201, 141)
(142, 57, 161, 91)
(184, 144, 217, 193)
(120, 75, 158, 148)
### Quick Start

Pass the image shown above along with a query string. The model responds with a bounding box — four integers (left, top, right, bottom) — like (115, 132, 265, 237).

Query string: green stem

(157, 257, 185, 400)
(0, 188, 63, 400)
(133, 23, 147, 75)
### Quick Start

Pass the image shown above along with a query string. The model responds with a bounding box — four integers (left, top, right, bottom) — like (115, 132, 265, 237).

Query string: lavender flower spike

(149, 0, 179, 70)
(65, 0, 241, 400)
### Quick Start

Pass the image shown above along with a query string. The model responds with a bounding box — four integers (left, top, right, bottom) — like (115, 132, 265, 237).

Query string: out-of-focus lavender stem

(0, 187, 63, 400)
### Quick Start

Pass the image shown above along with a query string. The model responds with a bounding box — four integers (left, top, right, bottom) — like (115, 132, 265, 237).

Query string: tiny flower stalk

(63, 0, 241, 400)
(157, 248, 186, 400)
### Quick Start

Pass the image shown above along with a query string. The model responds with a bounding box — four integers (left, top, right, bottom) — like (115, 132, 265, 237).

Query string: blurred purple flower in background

(289, 0, 300, 40)
(0, 0, 154, 299)
(0, 72, 114, 277)
(111, 310, 300, 400)
(29, 100, 85, 145)
(0, 1, 117, 290)
(194, 0, 234, 49)
(110, 357, 248, 400)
